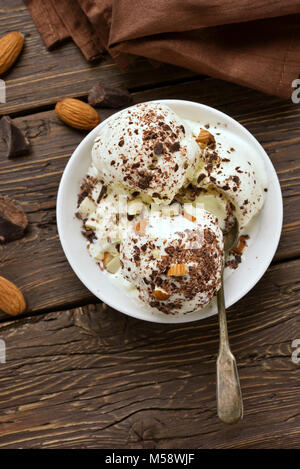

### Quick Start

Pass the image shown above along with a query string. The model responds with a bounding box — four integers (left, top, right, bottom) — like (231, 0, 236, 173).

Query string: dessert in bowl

(57, 100, 282, 323)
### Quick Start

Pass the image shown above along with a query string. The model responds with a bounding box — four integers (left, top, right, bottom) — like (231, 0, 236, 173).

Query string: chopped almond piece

(154, 287, 170, 301)
(77, 197, 97, 218)
(103, 251, 113, 268)
(233, 235, 249, 255)
(167, 264, 188, 276)
(134, 218, 148, 235)
(183, 210, 196, 222)
(105, 256, 121, 274)
(128, 198, 143, 216)
(196, 128, 215, 147)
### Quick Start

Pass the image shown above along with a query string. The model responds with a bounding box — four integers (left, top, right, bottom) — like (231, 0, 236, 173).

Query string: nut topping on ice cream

(120, 211, 223, 315)
(76, 102, 267, 315)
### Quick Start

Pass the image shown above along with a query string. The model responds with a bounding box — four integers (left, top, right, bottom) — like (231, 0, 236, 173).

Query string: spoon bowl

(224, 219, 239, 252)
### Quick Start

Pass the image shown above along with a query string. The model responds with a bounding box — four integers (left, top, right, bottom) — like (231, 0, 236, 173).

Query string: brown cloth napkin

(24, 0, 300, 99)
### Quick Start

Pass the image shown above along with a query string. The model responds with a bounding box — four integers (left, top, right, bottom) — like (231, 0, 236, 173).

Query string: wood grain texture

(0, 0, 299, 451)
(0, 0, 196, 115)
(0, 257, 299, 448)
(0, 78, 299, 317)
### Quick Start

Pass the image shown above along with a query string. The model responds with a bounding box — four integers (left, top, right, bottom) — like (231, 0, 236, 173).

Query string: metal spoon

(216, 219, 243, 424)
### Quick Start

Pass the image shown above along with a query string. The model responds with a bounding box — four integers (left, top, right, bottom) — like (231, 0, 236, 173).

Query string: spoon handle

(216, 280, 243, 424)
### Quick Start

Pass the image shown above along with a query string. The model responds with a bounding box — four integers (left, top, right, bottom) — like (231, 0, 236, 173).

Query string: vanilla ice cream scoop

(120, 210, 223, 314)
(192, 131, 266, 229)
(92, 102, 201, 204)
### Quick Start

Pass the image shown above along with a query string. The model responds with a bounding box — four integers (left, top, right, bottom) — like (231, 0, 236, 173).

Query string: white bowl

(57, 99, 283, 324)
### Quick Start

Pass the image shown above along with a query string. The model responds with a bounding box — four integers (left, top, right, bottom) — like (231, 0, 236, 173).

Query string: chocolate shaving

(97, 185, 107, 203)
(0, 195, 28, 243)
(82, 229, 96, 243)
(0, 116, 30, 159)
(197, 173, 205, 184)
(169, 141, 180, 152)
(137, 172, 153, 189)
(88, 84, 133, 108)
(153, 142, 163, 155)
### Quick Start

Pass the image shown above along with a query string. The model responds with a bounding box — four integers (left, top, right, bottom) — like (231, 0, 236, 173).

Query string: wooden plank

(0, 78, 299, 317)
(0, 257, 299, 448)
(0, 0, 197, 114)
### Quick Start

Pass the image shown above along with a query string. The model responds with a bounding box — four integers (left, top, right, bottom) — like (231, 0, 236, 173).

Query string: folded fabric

(24, 0, 300, 99)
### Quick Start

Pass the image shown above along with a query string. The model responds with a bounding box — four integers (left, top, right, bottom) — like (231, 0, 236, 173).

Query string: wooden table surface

(0, 1, 299, 449)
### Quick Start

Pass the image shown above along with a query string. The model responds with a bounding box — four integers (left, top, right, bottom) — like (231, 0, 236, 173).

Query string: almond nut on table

(0, 276, 26, 316)
(0, 31, 24, 75)
(55, 98, 101, 131)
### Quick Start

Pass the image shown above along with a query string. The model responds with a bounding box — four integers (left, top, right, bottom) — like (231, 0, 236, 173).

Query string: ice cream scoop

(120, 209, 224, 314)
(92, 102, 201, 204)
(191, 129, 266, 229)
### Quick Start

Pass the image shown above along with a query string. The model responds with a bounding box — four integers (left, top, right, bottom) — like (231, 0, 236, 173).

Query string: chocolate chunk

(169, 142, 180, 152)
(82, 229, 96, 243)
(0, 196, 28, 243)
(197, 173, 205, 184)
(137, 172, 153, 189)
(97, 185, 107, 204)
(153, 142, 163, 155)
(88, 84, 133, 108)
(143, 131, 157, 141)
(0, 116, 30, 159)
(118, 138, 124, 147)
(77, 175, 99, 206)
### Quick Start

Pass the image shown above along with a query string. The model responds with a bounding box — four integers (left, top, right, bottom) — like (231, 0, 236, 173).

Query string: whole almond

(0, 276, 26, 316)
(0, 32, 24, 75)
(55, 98, 100, 130)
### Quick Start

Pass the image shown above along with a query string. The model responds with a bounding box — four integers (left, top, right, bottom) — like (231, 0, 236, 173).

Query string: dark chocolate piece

(153, 142, 163, 155)
(0, 116, 30, 159)
(88, 84, 133, 108)
(169, 141, 180, 152)
(0, 195, 28, 243)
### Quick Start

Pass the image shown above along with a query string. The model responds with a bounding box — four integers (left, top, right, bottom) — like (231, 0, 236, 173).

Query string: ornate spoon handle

(216, 280, 243, 424)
